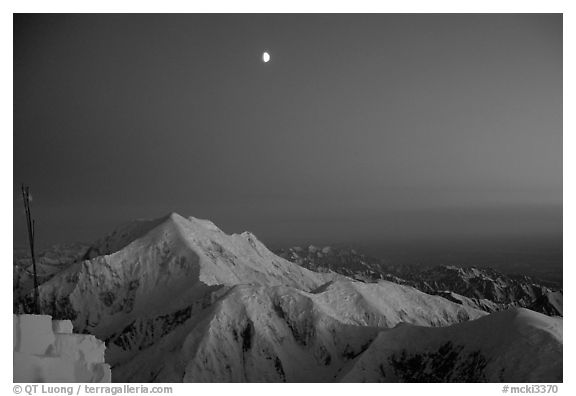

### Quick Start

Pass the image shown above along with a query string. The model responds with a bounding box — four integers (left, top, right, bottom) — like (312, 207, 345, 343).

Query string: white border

(2, 2, 572, 394)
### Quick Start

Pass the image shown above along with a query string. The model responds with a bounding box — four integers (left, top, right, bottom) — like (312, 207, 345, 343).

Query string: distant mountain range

(13, 213, 562, 382)
(277, 245, 563, 316)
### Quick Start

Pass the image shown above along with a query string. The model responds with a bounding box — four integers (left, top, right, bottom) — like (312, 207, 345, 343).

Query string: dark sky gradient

(14, 14, 562, 249)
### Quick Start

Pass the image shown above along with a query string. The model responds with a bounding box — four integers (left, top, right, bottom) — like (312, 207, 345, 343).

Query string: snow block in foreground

(52, 319, 74, 334)
(13, 315, 111, 382)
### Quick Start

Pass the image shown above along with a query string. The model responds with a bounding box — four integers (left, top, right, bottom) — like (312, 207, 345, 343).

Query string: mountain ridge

(277, 245, 563, 316)
(13, 213, 562, 382)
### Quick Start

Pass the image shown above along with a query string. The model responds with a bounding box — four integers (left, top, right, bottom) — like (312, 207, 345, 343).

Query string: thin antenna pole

(21, 184, 39, 314)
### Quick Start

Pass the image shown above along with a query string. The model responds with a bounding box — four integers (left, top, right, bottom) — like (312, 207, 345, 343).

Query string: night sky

(14, 14, 562, 250)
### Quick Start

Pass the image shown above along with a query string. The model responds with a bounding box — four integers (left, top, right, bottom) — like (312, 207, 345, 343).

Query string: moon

(262, 51, 270, 63)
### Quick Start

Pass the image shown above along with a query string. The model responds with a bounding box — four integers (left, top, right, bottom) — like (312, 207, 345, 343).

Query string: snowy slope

(341, 308, 562, 382)
(433, 291, 502, 313)
(14, 242, 90, 309)
(111, 280, 484, 382)
(404, 266, 560, 310)
(31, 213, 332, 338)
(529, 291, 563, 317)
(84, 217, 167, 259)
(279, 246, 562, 316)
(277, 246, 388, 281)
(26, 214, 345, 373)
(17, 213, 562, 382)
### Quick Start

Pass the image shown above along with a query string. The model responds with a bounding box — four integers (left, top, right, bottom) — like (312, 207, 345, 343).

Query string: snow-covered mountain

(276, 245, 393, 281)
(341, 308, 562, 382)
(112, 280, 485, 382)
(14, 242, 90, 308)
(27, 214, 331, 329)
(14, 213, 562, 382)
(278, 246, 563, 316)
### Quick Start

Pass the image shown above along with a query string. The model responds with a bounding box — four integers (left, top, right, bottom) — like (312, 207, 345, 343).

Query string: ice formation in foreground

(13, 314, 111, 382)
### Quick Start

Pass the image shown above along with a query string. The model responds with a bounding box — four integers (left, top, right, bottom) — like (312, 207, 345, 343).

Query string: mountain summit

(14, 213, 562, 382)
